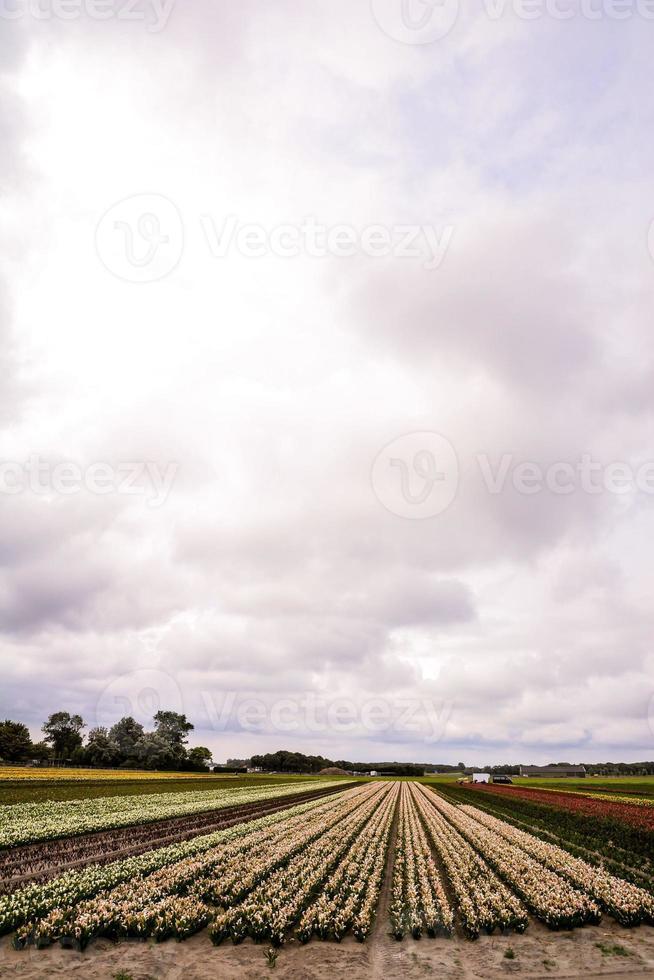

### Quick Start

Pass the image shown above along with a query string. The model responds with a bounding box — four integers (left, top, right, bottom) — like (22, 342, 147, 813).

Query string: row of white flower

(190, 784, 377, 911)
(389, 784, 412, 939)
(418, 786, 601, 930)
(13, 784, 373, 949)
(296, 781, 399, 942)
(411, 783, 528, 938)
(2, 786, 351, 939)
(389, 783, 454, 940)
(0, 780, 338, 849)
(0, 789, 321, 882)
(460, 804, 654, 927)
(209, 782, 394, 947)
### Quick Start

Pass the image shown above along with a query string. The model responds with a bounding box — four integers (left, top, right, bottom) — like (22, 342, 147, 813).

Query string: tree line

(248, 750, 425, 776)
(0, 711, 213, 771)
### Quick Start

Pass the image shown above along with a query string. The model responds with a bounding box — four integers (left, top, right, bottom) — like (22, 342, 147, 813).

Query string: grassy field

(0, 771, 332, 806)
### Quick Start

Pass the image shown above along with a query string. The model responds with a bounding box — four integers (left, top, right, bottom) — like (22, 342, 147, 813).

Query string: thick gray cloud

(0, 5, 653, 765)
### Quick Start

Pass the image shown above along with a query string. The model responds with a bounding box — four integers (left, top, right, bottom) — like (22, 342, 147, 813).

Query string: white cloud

(0, 5, 653, 765)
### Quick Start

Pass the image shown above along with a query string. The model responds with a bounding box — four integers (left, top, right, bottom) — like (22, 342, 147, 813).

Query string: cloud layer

(1, 1, 653, 764)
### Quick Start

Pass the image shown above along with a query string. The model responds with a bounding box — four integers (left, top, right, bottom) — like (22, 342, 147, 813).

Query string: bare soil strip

(4, 920, 652, 980)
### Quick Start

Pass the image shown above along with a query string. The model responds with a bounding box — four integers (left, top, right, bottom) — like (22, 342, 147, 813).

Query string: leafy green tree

(135, 732, 175, 770)
(108, 717, 144, 762)
(84, 727, 120, 767)
(42, 712, 86, 759)
(187, 746, 213, 770)
(153, 711, 194, 759)
(30, 741, 52, 762)
(0, 720, 33, 762)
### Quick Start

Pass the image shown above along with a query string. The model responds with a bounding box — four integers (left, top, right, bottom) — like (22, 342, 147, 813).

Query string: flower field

(522, 786, 654, 807)
(2, 779, 652, 954)
(0, 779, 338, 849)
(459, 804, 654, 926)
(463, 783, 654, 831)
(389, 783, 453, 939)
(0, 783, 346, 894)
(0, 768, 230, 783)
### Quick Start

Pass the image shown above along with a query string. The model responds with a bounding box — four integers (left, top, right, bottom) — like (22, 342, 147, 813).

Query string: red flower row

(464, 784, 654, 831)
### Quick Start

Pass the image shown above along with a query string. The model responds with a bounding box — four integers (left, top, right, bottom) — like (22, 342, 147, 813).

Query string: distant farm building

(519, 765, 586, 778)
(318, 767, 350, 776)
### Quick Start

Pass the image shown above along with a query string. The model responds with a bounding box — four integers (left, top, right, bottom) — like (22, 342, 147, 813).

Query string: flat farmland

(2, 777, 654, 978)
(0, 770, 332, 806)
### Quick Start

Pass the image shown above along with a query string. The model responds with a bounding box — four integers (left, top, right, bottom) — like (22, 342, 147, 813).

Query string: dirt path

(4, 921, 654, 979)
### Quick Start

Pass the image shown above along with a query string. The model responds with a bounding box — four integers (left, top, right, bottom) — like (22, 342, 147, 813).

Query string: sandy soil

(3, 920, 654, 980)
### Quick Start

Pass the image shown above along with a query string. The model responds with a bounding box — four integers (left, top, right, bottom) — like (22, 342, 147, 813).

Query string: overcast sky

(1, 1, 653, 765)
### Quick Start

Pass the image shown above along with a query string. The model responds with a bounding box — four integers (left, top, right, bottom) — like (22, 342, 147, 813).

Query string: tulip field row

(0, 783, 345, 892)
(463, 782, 654, 831)
(389, 782, 454, 938)
(7, 782, 393, 948)
(443, 781, 654, 876)
(0, 768, 227, 783)
(0, 787, 354, 937)
(0, 779, 338, 849)
(2, 779, 653, 952)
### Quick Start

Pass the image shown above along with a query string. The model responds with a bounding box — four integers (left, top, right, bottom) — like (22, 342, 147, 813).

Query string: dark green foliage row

(249, 750, 425, 776)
